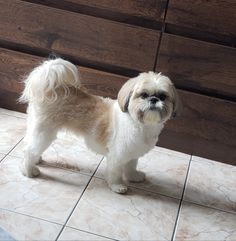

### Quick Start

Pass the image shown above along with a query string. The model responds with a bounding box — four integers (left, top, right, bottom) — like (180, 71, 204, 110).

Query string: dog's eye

(158, 93, 167, 101)
(140, 92, 149, 99)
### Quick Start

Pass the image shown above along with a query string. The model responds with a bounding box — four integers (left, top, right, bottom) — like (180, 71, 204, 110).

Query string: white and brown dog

(20, 58, 181, 193)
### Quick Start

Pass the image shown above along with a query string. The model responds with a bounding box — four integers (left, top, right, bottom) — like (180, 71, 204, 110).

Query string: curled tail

(19, 58, 81, 103)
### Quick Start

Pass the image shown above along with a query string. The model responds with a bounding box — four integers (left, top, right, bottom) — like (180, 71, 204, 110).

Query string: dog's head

(118, 72, 182, 125)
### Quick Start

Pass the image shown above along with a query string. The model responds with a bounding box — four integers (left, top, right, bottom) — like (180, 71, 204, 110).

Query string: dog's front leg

(106, 157, 128, 194)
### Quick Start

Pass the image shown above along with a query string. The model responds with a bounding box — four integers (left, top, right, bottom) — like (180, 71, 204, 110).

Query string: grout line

(0, 153, 5, 161)
(8, 145, 187, 202)
(5, 138, 24, 156)
(0, 137, 24, 164)
(0, 207, 62, 226)
(64, 226, 118, 241)
(55, 157, 104, 241)
(171, 155, 192, 241)
(93, 174, 182, 201)
(37, 159, 104, 178)
(127, 184, 181, 201)
(183, 199, 236, 216)
(7, 146, 104, 179)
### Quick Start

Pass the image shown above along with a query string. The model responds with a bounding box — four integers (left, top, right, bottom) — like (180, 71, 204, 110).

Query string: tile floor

(0, 107, 235, 241)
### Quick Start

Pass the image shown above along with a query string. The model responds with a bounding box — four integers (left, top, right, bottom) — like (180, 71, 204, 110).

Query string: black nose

(150, 97, 159, 104)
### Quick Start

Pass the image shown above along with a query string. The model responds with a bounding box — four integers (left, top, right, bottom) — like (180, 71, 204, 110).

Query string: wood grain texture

(0, 0, 160, 72)
(0, 48, 41, 93)
(79, 67, 127, 98)
(166, 0, 236, 46)
(24, 0, 167, 23)
(0, 48, 235, 164)
(0, 90, 26, 113)
(156, 34, 236, 101)
(160, 91, 236, 164)
(0, 47, 128, 111)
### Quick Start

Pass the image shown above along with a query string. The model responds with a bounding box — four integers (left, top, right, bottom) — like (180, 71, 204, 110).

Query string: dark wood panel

(166, 0, 236, 46)
(156, 34, 236, 101)
(24, 0, 167, 23)
(79, 67, 126, 98)
(0, 90, 26, 113)
(0, 0, 160, 72)
(159, 91, 236, 164)
(0, 47, 127, 99)
(0, 48, 42, 93)
(0, 48, 235, 164)
(161, 91, 236, 160)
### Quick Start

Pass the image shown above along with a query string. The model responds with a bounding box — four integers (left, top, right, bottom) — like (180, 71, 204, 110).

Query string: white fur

(20, 58, 80, 103)
(20, 58, 180, 194)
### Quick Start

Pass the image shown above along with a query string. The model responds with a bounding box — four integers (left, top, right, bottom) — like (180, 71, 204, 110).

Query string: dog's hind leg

(21, 124, 57, 178)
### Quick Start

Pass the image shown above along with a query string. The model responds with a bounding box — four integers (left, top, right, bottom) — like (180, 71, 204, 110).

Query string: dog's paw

(21, 165, 40, 178)
(110, 184, 128, 194)
(127, 171, 145, 183)
(31, 166, 40, 177)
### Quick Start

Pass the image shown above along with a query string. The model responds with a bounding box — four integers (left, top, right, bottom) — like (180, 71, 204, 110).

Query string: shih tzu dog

(20, 58, 181, 194)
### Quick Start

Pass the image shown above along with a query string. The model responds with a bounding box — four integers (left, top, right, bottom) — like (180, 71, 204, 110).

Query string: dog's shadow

(37, 163, 86, 188)
(36, 161, 231, 211)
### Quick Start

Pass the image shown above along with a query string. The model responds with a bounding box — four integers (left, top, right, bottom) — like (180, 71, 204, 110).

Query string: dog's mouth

(148, 105, 169, 121)
(149, 105, 160, 111)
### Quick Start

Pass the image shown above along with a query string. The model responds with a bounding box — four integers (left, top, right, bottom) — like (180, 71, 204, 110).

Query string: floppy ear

(118, 77, 137, 112)
(172, 86, 183, 118)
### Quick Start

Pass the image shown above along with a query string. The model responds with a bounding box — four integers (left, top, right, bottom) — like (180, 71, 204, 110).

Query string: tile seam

(171, 155, 192, 241)
(0, 207, 62, 226)
(183, 199, 236, 216)
(0, 138, 24, 164)
(54, 157, 104, 241)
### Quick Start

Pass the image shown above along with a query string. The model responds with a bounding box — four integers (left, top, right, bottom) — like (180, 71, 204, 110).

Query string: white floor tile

(96, 147, 190, 198)
(0, 155, 91, 224)
(0, 114, 26, 154)
(0, 209, 61, 241)
(68, 177, 180, 241)
(175, 202, 236, 241)
(59, 227, 113, 241)
(184, 156, 236, 213)
(11, 131, 103, 176)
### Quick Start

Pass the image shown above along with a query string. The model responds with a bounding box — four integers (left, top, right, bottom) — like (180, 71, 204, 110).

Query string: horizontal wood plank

(166, 0, 236, 46)
(160, 91, 236, 164)
(156, 34, 236, 101)
(0, 0, 160, 72)
(0, 48, 235, 164)
(23, 0, 167, 23)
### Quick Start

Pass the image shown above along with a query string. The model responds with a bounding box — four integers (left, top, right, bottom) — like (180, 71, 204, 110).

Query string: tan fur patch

(58, 87, 112, 150)
(95, 106, 111, 149)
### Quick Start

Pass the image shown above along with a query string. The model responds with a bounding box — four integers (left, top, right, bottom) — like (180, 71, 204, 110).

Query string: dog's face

(118, 72, 182, 125)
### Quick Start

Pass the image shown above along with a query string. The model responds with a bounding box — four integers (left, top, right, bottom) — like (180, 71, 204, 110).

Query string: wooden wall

(0, 0, 235, 164)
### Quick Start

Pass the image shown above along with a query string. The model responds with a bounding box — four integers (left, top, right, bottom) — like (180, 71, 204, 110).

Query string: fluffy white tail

(20, 58, 81, 103)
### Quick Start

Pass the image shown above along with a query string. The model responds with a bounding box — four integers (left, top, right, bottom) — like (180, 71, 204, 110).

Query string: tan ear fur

(172, 86, 183, 118)
(117, 77, 138, 112)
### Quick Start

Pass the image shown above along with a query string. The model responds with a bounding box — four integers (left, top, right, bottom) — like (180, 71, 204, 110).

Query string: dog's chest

(131, 128, 160, 155)
(113, 124, 163, 160)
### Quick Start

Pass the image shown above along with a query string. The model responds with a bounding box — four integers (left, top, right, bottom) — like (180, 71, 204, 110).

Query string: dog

(20, 58, 182, 194)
